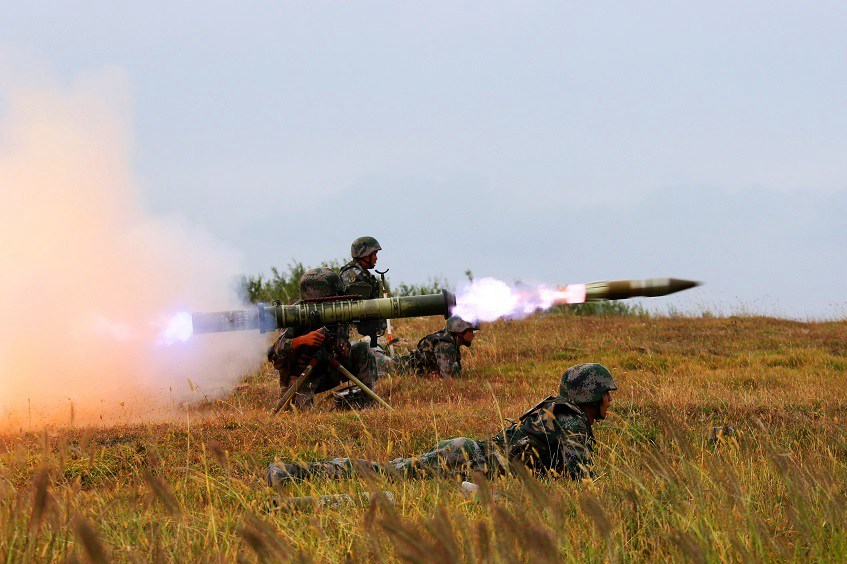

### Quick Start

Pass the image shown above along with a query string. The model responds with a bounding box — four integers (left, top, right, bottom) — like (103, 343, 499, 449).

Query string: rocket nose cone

(666, 278, 701, 293)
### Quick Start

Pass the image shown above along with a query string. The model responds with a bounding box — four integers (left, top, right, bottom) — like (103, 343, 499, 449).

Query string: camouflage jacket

(267, 322, 353, 387)
(490, 395, 595, 479)
(339, 260, 386, 338)
(414, 329, 462, 378)
(339, 260, 381, 299)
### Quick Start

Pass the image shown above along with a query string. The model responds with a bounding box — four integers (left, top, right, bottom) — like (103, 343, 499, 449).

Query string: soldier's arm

(268, 328, 326, 360)
(433, 341, 461, 378)
(268, 327, 298, 363)
(291, 329, 326, 349)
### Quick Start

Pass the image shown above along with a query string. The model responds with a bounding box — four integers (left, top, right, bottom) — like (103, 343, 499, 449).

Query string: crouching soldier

(396, 315, 479, 378)
(267, 363, 617, 484)
(267, 268, 378, 410)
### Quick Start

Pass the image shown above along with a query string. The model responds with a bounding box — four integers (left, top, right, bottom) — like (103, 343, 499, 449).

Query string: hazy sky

(3, 2, 846, 318)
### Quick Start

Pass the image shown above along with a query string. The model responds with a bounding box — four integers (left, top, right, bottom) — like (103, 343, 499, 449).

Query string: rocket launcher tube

(192, 290, 456, 335)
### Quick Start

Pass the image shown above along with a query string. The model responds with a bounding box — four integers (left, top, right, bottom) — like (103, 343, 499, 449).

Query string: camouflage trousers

(267, 437, 505, 486)
(286, 342, 378, 409)
(391, 350, 430, 376)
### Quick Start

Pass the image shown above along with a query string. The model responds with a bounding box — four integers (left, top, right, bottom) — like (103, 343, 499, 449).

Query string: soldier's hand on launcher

(292, 329, 327, 349)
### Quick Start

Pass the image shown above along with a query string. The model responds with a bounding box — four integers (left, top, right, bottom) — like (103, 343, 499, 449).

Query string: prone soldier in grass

(339, 236, 386, 348)
(267, 363, 617, 484)
(267, 268, 378, 410)
(395, 315, 479, 378)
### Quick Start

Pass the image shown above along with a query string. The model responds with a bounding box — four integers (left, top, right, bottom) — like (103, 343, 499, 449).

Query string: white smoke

(0, 63, 267, 430)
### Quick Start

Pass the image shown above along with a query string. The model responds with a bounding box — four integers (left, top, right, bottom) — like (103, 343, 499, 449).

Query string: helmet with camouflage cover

(445, 315, 480, 334)
(299, 268, 345, 299)
(559, 363, 617, 404)
(351, 236, 382, 259)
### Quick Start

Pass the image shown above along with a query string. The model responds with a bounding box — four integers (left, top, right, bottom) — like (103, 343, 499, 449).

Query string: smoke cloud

(0, 65, 266, 431)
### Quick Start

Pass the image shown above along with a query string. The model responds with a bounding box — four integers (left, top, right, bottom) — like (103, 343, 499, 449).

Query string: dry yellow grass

(2, 312, 847, 561)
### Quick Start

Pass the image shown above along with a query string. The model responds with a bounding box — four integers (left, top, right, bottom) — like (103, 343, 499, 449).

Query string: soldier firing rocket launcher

(185, 276, 696, 411)
(190, 288, 457, 413)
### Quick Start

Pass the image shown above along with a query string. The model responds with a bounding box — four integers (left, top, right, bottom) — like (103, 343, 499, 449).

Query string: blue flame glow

(159, 312, 193, 345)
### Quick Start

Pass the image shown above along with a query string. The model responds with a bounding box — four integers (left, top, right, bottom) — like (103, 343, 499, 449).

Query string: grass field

(2, 313, 847, 562)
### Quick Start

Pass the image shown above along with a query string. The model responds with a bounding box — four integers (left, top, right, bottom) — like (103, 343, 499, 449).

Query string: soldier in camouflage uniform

(339, 236, 386, 348)
(396, 316, 479, 378)
(267, 363, 617, 484)
(267, 268, 378, 410)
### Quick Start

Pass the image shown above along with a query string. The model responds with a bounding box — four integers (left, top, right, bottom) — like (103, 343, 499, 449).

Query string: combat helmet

(559, 363, 617, 404)
(351, 236, 382, 259)
(300, 268, 345, 300)
(445, 315, 480, 334)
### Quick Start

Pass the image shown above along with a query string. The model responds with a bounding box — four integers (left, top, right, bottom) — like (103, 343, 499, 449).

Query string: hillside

(2, 313, 847, 561)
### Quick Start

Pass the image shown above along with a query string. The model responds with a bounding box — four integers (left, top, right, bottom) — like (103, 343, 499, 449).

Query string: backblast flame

(158, 312, 194, 345)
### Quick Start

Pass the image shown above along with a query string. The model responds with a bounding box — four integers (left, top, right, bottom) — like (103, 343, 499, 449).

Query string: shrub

(240, 260, 343, 303)
(554, 300, 648, 317)
(387, 276, 453, 297)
